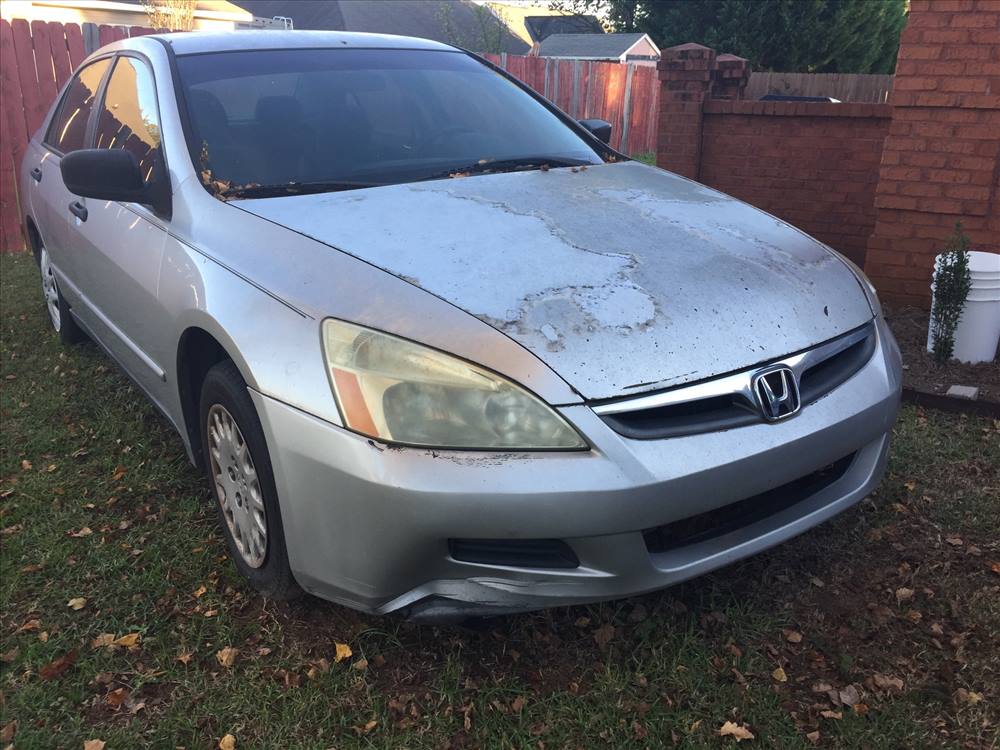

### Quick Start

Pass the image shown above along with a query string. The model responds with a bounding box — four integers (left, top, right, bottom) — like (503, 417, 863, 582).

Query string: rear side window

(45, 58, 111, 154)
(94, 56, 163, 184)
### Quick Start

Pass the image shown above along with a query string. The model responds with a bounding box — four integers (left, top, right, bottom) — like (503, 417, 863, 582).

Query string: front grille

(597, 323, 876, 440)
(643, 453, 855, 554)
(448, 538, 580, 569)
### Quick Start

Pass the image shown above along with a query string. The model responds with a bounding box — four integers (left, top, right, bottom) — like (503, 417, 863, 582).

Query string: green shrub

(930, 224, 972, 363)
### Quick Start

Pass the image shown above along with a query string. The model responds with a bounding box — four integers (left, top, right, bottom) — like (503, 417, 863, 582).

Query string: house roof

(536, 31, 652, 59)
(482, 2, 602, 45)
(232, 0, 529, 53)
(522, 14, 603, 43)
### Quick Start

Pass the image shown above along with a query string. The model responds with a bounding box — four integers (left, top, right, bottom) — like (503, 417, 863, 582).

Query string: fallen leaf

(19, 563, 43, 573)
(334, 642, 353, 663)
(70, 527, 93, 538)
(40, 649, 79, 680)
(0, 721, 15, 744)
(20, 459, 32, 470)
(718, 720, 754, 741)
(105, 687, 129, 708)
(772, 666, 788, 682)
(216, 646, 238, 668)
(112, 465, 127, 481)
(193, 584, 207, 598)
(90, 634, 116, 649)
(806, 730, 820, 745)
(990, 561, 1000, 575)
(67, 597, 86, 610)
(955, 688, 984, 705)
(219, 734, 236, 750)
(83, 741, 106, 750)
(839, 684, 862, 707)
(177, 650, 194, 665)
(352, 719, 377, 735)
(0, 647, 19, 663)
(895, 587, 915, 604)
(16, 619, 41, 633)
(511, 695, 526, 713)
(783, 629, 803, 643)
(593, 623, 616, 649)
(945, 535, 963, 547)
(352, 658, 368, 672)
(853, 703, 869, 715)
(872, 673, 904, 692)
(114, 633, 140, 649)
(820, 710, 842, 720)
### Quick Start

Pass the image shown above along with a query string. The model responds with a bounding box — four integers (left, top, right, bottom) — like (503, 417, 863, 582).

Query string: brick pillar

(864, 0, 1000, 305)
(713, 53, 750, 100)
(656, 43, 716, 179)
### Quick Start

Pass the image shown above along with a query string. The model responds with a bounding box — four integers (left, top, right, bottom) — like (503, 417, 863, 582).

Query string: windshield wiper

(222, 180, 382, 200)
(416, 156, 593, 183)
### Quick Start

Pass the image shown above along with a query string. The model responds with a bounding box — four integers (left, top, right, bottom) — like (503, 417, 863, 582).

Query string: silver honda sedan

(21, 31, 901, 621)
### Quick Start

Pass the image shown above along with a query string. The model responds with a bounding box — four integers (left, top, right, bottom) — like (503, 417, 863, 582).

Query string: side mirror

(578, 118, 612, 145)
(60, 149, 171, 217)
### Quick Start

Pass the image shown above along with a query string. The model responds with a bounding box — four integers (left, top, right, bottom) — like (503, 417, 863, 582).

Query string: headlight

(321, 319, 586, 450)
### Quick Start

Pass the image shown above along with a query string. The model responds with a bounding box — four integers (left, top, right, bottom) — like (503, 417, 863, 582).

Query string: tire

(199, 360, 301, 600)
(38, 245, 86, 345)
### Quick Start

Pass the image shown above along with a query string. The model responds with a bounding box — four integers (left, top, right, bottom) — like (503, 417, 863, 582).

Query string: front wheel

(38, 246, 85, 344)
(199, 360, 301, 600)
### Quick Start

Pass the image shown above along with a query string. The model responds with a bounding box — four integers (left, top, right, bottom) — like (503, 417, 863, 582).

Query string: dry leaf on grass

(593, 623, 616, 648)
(718, 720, 755, 741)
(820, 710, 842, 720)
(67, 597, 86, 610)
(40, 649, 79, 680)
(1, 721, 16, 744)
(114, 633, 140, 649)
(895, 587, 915, 604)
(216, 647, 239, 668)
(771, 667, 788, 682)
(69, 527, 93, 538)
(782, 629, 803, 643)
(872, 673, 904, 692)
(334, 642, 353, 663)
(83, 740, 106, 750)
(219, 734, 236, 750)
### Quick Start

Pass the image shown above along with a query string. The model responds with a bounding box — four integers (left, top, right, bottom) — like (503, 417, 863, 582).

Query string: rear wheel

(38, 246, 85, 344)
(199, 360, 301, 600)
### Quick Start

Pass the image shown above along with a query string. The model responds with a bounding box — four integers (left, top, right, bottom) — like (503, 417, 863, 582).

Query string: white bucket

(926, 251, 1000, 363)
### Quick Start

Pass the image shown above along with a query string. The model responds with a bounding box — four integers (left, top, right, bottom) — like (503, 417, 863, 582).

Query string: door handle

(68, 200, 88, 222)
(30, 167, 42, 182)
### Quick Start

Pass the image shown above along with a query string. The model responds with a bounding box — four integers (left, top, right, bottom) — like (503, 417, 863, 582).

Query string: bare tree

(141, 0, 197, 31)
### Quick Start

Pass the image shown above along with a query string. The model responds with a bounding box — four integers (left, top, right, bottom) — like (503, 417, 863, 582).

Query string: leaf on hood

(718, 721, 755, 741)
(39, 649, 79, 680)
(334, 642, 353, 663)
(216, 646, 238, 668)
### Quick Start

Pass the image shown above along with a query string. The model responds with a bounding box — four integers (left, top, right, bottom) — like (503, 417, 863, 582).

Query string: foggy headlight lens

(321, 320, 586, 450)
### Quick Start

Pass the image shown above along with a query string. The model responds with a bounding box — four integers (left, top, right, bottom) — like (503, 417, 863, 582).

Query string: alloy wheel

(207, 404, 267, 568)
(39, 248, 61, 331)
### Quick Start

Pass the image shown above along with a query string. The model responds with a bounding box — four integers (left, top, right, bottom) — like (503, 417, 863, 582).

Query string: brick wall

(656, 45, 890, 271)
(864, 0, 1000, 304)
(700, 101, 891, 266)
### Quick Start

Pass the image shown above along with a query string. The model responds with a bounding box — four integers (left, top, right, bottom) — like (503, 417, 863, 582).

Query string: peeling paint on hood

(235, 161, 872, 401)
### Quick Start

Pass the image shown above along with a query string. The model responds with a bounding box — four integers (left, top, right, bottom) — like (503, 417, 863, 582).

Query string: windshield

(175, 48, 605, 197)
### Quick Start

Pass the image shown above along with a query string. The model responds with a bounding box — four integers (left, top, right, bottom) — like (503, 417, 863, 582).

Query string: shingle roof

(536, 32, 648, 59)
(233, 0, 530, 53)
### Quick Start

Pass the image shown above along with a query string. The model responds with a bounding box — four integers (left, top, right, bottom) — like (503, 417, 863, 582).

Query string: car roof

(150, 29, 458, 56)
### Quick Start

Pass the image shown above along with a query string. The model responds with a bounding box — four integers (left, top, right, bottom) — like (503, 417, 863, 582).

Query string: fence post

(712, 53, 749, 101)
(656, 42, 715, 179)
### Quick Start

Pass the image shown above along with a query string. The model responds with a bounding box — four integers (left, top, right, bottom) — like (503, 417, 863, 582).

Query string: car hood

(234, 161, 872, 401)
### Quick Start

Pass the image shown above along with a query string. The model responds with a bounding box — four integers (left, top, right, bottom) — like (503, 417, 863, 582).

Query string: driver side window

(44, 58, 111, 154)
(94, 57, 163, 185)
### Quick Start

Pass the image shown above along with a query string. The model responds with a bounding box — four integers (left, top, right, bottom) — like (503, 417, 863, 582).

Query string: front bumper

(252, 316, 902, 619)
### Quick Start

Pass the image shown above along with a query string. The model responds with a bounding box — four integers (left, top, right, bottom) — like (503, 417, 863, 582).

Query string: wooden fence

(746, 72, 894, 103)
(484, 53, 660, 157)
(0, 19, 162, 252)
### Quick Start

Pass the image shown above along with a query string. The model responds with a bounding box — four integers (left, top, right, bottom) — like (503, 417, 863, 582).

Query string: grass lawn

(1, 252, 998, 750)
